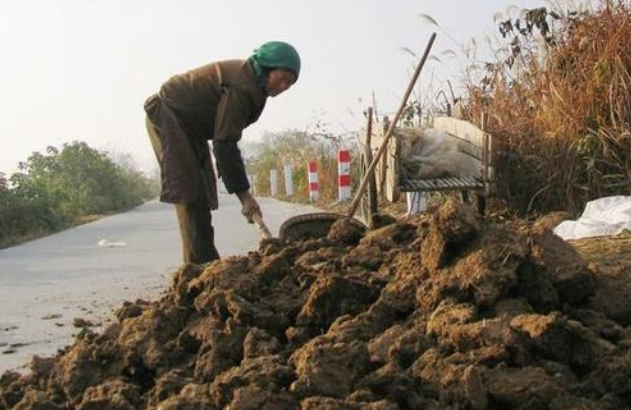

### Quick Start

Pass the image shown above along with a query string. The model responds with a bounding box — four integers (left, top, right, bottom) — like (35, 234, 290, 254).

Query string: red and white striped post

(338, 150, 351, 201)
(307, 160, 319, 202)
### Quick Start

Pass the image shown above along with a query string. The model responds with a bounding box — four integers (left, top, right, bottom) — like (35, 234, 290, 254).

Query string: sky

(0, 0, 563, 175)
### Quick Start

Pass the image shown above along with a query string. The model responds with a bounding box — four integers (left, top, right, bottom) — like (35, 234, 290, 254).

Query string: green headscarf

(249, 41, 301, 85)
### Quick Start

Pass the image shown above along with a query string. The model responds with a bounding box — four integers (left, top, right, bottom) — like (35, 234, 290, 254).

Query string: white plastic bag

(554, 196, 631, 240)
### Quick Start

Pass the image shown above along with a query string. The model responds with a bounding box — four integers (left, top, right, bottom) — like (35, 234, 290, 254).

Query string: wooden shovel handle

(251, 213, 273, 240)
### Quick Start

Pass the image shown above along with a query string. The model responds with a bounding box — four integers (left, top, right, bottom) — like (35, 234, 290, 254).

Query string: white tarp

(554, 196, 631, 240)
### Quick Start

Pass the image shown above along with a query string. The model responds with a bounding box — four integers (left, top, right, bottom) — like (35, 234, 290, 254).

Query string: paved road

(0, 195, 319, 373)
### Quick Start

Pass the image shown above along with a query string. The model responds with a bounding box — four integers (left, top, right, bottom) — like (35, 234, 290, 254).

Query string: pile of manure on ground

(2, 198, 631, 410)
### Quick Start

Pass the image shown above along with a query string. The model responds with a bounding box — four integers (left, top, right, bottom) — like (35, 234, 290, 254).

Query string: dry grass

(571, 230, 631, 273)
(465, 0, 631, 217)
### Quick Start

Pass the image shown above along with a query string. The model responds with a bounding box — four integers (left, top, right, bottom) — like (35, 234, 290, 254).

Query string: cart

(359, 112, 494, 222)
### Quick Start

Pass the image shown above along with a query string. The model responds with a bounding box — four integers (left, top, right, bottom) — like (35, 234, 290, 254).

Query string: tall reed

(466, 0, 631, 216)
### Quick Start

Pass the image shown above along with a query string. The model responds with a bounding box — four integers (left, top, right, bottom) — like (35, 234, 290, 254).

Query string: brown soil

(2, 198, 631, 409)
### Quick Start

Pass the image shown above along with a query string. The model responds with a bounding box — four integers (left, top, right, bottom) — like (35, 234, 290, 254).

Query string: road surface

(0, 195, 320, 373)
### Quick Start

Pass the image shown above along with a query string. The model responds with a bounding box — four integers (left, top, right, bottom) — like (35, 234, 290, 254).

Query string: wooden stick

(348, 32, 437, 218)
(363, 108, 378, 220)
(379, 116, 390, 199)
(251, 213, 272, 240)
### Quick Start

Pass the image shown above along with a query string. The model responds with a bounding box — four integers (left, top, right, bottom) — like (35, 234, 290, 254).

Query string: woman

(144, 41, 300, 264)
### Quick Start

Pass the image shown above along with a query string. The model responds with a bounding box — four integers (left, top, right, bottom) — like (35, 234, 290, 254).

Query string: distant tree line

(0, 141, 159, 248)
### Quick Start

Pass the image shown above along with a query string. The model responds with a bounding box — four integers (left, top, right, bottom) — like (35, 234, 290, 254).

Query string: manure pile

(2, 199, 631, 410)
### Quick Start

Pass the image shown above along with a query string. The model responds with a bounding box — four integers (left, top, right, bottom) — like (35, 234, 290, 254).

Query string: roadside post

(270, 170, 278, 197)
(284, 165, 293, 197)
(338, 150, 351, 201)
(308, 161, 319, 202)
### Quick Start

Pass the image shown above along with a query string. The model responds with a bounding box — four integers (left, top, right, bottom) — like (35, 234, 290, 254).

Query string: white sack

(398, 128, 481, 179)
(554, 196, 631, 240)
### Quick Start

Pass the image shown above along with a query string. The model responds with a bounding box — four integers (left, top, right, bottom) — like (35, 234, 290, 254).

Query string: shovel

(278, 33, 437, 241)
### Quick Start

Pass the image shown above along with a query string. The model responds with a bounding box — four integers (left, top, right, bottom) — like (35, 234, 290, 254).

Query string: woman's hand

(237, 190, 262, 223)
